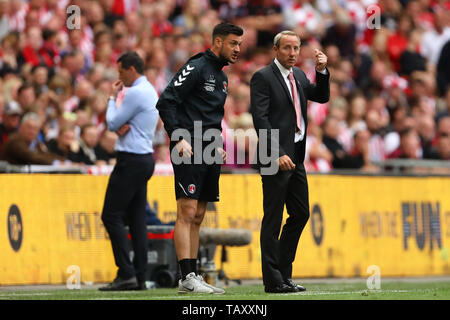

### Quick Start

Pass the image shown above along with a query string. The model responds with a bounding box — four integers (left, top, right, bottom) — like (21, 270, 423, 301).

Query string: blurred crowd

(0, 0, 449, 173)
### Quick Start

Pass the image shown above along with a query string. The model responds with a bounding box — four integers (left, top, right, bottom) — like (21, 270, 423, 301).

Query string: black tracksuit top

(155, 49, 229, 141)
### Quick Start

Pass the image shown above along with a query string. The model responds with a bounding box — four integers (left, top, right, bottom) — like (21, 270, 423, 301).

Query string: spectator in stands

(328, 96, 352, 152)
(436, 40, 450, 96)
(321, 9, 356, 60)
(322, 116, 366, 169)
(95, 129, 117, 165)
(0, 100, 22, 151)
(399, 29, 427, 76)
(305, 121, 332, 173)
(60, 50, 86, 86)
(46, 124, 79, 163)
(17, 82, 36, 113)
(417, 115, 436, 158)
(146, 45, 172, 94)
(17, 26, 51, 68)
(436, 87, 450, 122)
(367, 96, 390, 129)
(0, 0, 448, 174)
(173, 0, 203, 36)
(386, 14, 412, 72)
(73, 124, 100, 165)
(88, 91, 107, 134)
(151, 1, 174, 37)
(365, 109, 387, 162)
(349, 129, 378, 172)
(0, 112, 59, 165)
(63, 80, 94, 112)
(426, 128, 450, 160)
(436, 116, 450, 141)
(388, 128, 422, 159)
(0, 1, 10, 41)
(384, 107, 411, 156)
(234, 0, 282, 48)
(282, 0, 325, 40)
(420, 7, 450, 68)
(347, 93, 367, 134)
(40, 29, 59, 68)
(0, 31, 21, 73)
(31, 65, 49, 96)
(231, 83, 251, 115)
(226, 112, 257, 170)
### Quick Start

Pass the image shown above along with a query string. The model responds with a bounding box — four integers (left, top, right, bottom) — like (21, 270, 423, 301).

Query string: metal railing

(0, 161, 85, 174)
(372, 159, 450, 175)
(1, 159, 449, 176)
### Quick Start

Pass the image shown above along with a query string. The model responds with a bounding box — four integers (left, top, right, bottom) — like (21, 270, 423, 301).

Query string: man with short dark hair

(99, 51, 159, 291)
(156, 22, 244, 294)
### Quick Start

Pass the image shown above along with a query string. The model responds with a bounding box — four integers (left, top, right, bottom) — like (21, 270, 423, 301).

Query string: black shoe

(264, 283, 299, 293)
(284, 279, 306, 292)
(134, 282, 148, 291)
(98, 276, 138, 291)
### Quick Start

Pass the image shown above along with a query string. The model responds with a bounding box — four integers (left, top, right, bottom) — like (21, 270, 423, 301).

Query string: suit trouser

(101, 152, 155, 283)
(260, 162, 310, 287)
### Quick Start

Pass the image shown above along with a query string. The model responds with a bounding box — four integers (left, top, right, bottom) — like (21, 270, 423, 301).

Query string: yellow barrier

(0, 174, 449, 285)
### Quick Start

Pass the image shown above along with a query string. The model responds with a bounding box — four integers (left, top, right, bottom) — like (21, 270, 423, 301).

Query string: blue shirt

(106, 76, 159, 154)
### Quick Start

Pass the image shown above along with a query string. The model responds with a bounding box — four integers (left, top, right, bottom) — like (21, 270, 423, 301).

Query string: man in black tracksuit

(156, 22, 243, 294)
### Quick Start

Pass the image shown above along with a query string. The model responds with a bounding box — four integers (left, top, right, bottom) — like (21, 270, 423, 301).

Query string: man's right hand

(112, 80, 124, 97)
(278, 155, 296, 171)
(175, 139, 193, 157)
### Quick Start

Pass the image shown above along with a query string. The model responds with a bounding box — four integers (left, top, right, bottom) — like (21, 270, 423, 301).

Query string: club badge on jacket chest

(203, 74, 228, 96)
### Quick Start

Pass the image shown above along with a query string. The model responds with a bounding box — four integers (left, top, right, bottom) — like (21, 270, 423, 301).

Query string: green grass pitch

(1, 279, 449, 300)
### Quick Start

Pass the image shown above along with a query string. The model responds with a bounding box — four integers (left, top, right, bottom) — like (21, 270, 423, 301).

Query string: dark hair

(212, 22, 243, 41)
(399, 127, 415, 138)
(80, 123, 97, 136)
(18, 82, 34, 95)
(31, 64, 48, 74)
(42, 29, 56, 41)
(117, 51, 144, 74)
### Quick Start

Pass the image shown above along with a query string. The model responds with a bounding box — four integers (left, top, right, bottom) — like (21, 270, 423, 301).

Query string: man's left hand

(314, 49, 328, 72)
(117, 124, 130, 136)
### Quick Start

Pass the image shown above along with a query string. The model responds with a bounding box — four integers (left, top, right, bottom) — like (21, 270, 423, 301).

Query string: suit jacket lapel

(270, 62, 294, 108)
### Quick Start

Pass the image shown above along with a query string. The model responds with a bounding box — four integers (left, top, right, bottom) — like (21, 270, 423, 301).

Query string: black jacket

(250, 62, 330, 168)
(156, 49, 229, 142)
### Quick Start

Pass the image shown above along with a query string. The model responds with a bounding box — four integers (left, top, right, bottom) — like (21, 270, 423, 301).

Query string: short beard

(219, 44, 232, 64)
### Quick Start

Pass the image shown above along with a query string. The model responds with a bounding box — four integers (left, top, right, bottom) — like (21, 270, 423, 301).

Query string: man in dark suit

(250, 30, 330, 293)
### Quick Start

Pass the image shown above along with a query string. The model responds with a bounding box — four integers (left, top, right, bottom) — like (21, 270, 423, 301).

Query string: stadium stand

(0, 0, 449, 173)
